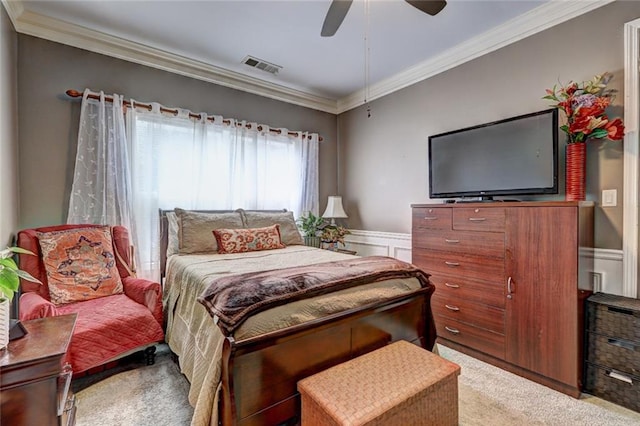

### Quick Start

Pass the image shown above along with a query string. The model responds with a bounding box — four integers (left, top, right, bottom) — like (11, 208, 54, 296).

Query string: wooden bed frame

(159, 209, 437, 426)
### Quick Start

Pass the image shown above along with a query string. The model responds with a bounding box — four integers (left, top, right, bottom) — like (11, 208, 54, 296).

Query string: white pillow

(166, 211, 179, 258)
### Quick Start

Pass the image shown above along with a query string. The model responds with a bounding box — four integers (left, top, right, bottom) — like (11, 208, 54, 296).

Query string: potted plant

(0, 247, 41, 349)
(296, 212, 326, 248)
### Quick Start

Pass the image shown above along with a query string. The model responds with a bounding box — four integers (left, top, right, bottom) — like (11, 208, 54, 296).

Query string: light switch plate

(602, 189, 617, 207)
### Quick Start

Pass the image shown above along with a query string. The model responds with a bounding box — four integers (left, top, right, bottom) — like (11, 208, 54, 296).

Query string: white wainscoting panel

(345, 230, 625, 296)
(343, 230, 412, 263)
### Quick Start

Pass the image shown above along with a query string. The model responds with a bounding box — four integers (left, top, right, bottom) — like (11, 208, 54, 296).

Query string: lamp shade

(322, 196, 348, 219)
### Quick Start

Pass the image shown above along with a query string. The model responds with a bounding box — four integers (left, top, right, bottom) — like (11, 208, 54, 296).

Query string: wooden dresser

(1, 314, 77, 426)
(411, 201, 593, 397)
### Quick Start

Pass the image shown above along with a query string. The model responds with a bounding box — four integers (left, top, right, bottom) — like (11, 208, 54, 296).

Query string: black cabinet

(584, 293, 640, 412)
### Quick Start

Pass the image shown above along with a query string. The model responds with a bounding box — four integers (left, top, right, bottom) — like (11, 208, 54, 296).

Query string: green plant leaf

(591, 129, 608, 139)
(0, 257, 18, 270)
(0, 269, 20, 301)
(14, 269, 42, 284)
(7, 247, 36, 256)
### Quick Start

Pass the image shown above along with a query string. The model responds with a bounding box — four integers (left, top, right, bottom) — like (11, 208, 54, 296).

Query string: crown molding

(337, 0, 616, 114)
(3, 2, 338, 114)
(3, 0, 614, 116)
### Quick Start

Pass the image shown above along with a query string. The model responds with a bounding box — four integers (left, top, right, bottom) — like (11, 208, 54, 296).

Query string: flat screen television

(428, 108, 558, 201)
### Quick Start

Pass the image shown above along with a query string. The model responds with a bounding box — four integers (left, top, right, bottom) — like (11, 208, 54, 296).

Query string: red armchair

(17, 224, 164, 375)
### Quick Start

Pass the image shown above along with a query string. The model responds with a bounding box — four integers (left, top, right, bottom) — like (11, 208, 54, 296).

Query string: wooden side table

(1, 314, 77, 426)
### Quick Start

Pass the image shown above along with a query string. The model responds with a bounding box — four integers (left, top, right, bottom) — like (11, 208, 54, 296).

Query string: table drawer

(413, 248, 504, 283)
(413, 230, 504, 258)
(412, 207, 451, 230)
(435, 317, 505, 360)
(586, 333, 640, 377)
(453, 207, 505, 232)
(431, 293, 505, 335)
(584, 362, 640, 412)
(430, 272, 504, 309)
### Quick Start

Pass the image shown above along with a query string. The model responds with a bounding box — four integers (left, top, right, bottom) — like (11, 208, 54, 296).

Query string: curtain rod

(65, 89, 322, 142)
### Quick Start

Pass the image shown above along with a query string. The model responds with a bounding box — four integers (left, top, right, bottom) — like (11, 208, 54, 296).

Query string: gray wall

(17, 35, 338, 229)
(338, 1, 637, 250)
(0, 6, 18, 246)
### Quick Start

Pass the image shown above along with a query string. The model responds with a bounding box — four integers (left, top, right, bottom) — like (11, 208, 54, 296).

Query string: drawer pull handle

(607, 306, 634, 316)
(469, 217, 487, 222)
(444, 282, 460, 288)
(444, 326, 460, 334)
(607, 338, 638, 351)
(606, 370, 633, 384)
(423, 216, 438, 221)
(507, 276, 514, 299)
(445, 239, 460, 244)
(444, 261, 460, 267)
(445, 304, 460, 311)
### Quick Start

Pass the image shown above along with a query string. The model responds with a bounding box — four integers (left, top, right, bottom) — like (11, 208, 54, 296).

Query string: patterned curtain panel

(67, 89, 137, 257)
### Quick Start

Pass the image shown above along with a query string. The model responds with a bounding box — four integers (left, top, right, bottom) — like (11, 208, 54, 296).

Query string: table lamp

(322, 196, 348, 225)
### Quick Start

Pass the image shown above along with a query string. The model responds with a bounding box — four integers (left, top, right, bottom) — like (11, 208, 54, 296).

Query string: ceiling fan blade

(321, 0, 354, 37)
(405, 0, 447, 16)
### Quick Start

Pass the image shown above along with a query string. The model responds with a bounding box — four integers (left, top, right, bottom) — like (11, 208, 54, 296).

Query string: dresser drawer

(434, 317, 505, 359)
(431, 293, 505, 334)
(586, 295, 640, 342)
(413, 248, 504, 283)
(430, 272, 504, 309)
(413, 230, 504, 259)
(412, 207, 451, 230)
(453, 207, 505, 232)
(586, 333, 640, 377)
(584, 362, 640, 412)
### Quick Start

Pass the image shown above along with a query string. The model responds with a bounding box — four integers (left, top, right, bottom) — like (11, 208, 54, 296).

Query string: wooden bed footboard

(219, 287, 436, 426)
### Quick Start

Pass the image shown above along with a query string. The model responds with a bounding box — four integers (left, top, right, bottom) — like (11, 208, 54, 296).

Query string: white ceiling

(4, 0, 613, 113)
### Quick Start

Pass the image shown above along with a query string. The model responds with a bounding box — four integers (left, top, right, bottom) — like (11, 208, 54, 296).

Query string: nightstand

(1, 314, 77, 426)
(584, 293, 640, 412)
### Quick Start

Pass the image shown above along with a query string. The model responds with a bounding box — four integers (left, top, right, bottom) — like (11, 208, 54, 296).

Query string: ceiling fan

(321, 0, 447, 37)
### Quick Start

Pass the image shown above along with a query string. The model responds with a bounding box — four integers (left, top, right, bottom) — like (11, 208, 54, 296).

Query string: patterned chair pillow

(37, 226, 123, 305)
(213, 225, 286, 254)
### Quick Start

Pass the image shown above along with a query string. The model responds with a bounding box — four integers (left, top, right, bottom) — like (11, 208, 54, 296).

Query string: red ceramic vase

(565, 143, 586, 201)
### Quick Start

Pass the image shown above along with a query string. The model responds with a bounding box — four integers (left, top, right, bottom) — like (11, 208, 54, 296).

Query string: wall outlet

(602, 189, 617, 207)
(589, 271, 603, 292)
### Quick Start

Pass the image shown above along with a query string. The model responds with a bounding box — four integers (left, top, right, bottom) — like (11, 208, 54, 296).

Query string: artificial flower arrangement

(320, 224, 351, 247)
(543, 72, 624, 143)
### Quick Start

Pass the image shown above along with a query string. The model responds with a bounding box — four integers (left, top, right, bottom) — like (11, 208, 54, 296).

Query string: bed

(160, 209, 436, 426)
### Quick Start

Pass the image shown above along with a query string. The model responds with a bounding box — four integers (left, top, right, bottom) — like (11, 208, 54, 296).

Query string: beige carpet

(74, 344, 640, 425)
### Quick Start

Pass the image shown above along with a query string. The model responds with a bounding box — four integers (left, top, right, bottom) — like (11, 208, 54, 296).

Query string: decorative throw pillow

(213, 225, 286, 254)
(175, 208, 244, 254)
(240, 210, 304, 246)
(36, 226, 123, 306)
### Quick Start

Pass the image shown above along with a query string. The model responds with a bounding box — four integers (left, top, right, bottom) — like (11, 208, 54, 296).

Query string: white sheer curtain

(67, 89, 137, 247)
(127, 104, 319, 281)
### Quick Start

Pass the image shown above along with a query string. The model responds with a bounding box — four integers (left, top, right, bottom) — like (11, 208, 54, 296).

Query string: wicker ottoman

(297, 340, 460, 426)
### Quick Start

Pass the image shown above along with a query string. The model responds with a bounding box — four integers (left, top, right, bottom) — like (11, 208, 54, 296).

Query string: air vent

(241, 55, 282, 75)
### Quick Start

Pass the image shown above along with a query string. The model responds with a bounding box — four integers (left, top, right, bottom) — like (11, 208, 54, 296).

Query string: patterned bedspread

(198, 256, 431, 335)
